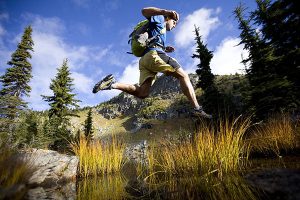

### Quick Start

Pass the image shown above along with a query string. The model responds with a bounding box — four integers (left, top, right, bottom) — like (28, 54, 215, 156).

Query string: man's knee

(137, 78, 152, 99)
(170, 68, 189, 79)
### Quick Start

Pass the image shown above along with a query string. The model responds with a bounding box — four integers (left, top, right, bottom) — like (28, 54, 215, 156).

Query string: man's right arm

(142, 7, 179, 21)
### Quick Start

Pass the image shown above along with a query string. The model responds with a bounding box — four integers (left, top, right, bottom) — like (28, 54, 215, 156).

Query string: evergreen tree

(0, 26, 33, 119)
(0, 25, 33, 98)
(14, 111, 38, 147)
(42, 59, 80, 150)
(83, 108, 94, 142)
(192, 26, 220, 114)
(253, 0, 300, 109)
(0, 25, 34, 144)
(42, 59, 80, 119)
(234, 1, 299, 119)
(192, 26, 214, 90)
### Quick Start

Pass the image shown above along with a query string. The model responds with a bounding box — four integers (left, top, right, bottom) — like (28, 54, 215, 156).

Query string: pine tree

(42, 59, 80, 119)
(192, 26, 215, 91)
(0, 25, 34, 119)
(0, 26, 34, 145)
(14, 111, 38, 147)
(0, 25, 34, 98)
(42, 59, 80, 150)
(234, 1, 299, 119)
(83, 108, 94, 142)
(253, 0, 300, 109)
(192, 26, 220, 114)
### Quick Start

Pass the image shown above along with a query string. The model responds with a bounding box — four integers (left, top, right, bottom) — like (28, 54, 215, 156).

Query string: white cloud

(174, 8, 221, 48)
(72, 72, 93, 94)
(118, 59, 139, 84)
(211, 37, 249, 75)
(26, 14, 65, 35)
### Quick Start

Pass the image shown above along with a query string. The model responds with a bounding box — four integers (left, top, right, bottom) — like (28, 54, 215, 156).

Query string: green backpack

(128, 20, 149, 57)
(128, 20, 162, 57)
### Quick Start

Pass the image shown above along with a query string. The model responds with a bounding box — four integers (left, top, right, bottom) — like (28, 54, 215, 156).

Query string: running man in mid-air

(93, 7, 212, 119)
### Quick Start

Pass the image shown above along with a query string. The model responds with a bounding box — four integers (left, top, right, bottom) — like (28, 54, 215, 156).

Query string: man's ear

(165, 16, 171, 21)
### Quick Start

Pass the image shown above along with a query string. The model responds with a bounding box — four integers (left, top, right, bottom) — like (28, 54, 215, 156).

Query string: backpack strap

(147, 27, 166, 50)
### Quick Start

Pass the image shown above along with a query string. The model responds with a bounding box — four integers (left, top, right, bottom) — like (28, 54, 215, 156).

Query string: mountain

(70, 73, 246, 138)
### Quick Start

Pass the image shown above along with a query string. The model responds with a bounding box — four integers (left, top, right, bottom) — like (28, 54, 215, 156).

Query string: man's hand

(165, 46, 175, 53)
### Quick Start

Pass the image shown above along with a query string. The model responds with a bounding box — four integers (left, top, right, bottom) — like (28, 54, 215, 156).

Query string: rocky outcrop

(0, 149, 78, 200)
(23, 149, 78, 187)
(150, 74, 198, 96)
(96, 74, 198, 122)
(125, 140, 149, 163)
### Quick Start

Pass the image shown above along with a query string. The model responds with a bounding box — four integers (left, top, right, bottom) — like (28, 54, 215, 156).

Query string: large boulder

(23, 149, 78, 187)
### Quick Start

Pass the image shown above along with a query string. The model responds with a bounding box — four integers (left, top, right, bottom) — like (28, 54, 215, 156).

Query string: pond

(25, 156, 300, 200)
(77, 173, 258, 200)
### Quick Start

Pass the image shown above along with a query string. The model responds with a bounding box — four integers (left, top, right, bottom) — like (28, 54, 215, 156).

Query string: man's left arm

(142, 7, 179, 21)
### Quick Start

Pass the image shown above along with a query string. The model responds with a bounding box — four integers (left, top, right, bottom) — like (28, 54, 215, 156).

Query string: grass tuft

(0, 146, 32, 188)
(248, 113, 296, 156)
(144, 116, 251, 177)
(71, 135, 126, 177)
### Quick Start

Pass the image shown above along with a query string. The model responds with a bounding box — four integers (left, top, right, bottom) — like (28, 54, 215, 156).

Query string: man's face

(166, 19, 177, 31)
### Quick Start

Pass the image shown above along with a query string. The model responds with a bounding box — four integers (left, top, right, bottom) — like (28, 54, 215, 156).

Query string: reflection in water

(77, 173, 260, 200)
(76, 174, 130, 200)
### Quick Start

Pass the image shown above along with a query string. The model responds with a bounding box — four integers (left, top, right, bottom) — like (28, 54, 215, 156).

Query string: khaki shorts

(139, 50, 181, 85)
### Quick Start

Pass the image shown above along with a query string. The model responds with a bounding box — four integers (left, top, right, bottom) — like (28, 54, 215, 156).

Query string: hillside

(71, 73, 247, 142)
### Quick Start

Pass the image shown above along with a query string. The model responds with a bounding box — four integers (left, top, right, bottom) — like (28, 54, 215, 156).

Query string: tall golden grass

(71, 135, 126, 177)
(144, 116, 251, 177)
(0, 146, 32, 188)
(248, 113, 296, 156)
(140, 113, 298, 179)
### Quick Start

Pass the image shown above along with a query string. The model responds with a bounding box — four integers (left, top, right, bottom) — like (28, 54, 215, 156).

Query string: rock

(22, 149, 78, 187)
(125, 140, 149, 163)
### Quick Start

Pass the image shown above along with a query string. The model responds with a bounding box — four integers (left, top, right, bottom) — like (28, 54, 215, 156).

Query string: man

(93, 7, 212, 119)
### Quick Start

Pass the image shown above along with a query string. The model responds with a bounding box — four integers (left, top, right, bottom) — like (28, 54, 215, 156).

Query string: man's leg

(168, 68, 199, 108)
(168, 68, 212, 118)
(146, 51, 211, 118)
(112, 77, 153, 99)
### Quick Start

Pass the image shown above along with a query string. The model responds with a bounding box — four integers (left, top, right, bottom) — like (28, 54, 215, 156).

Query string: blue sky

(0, 0, 256, 111)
